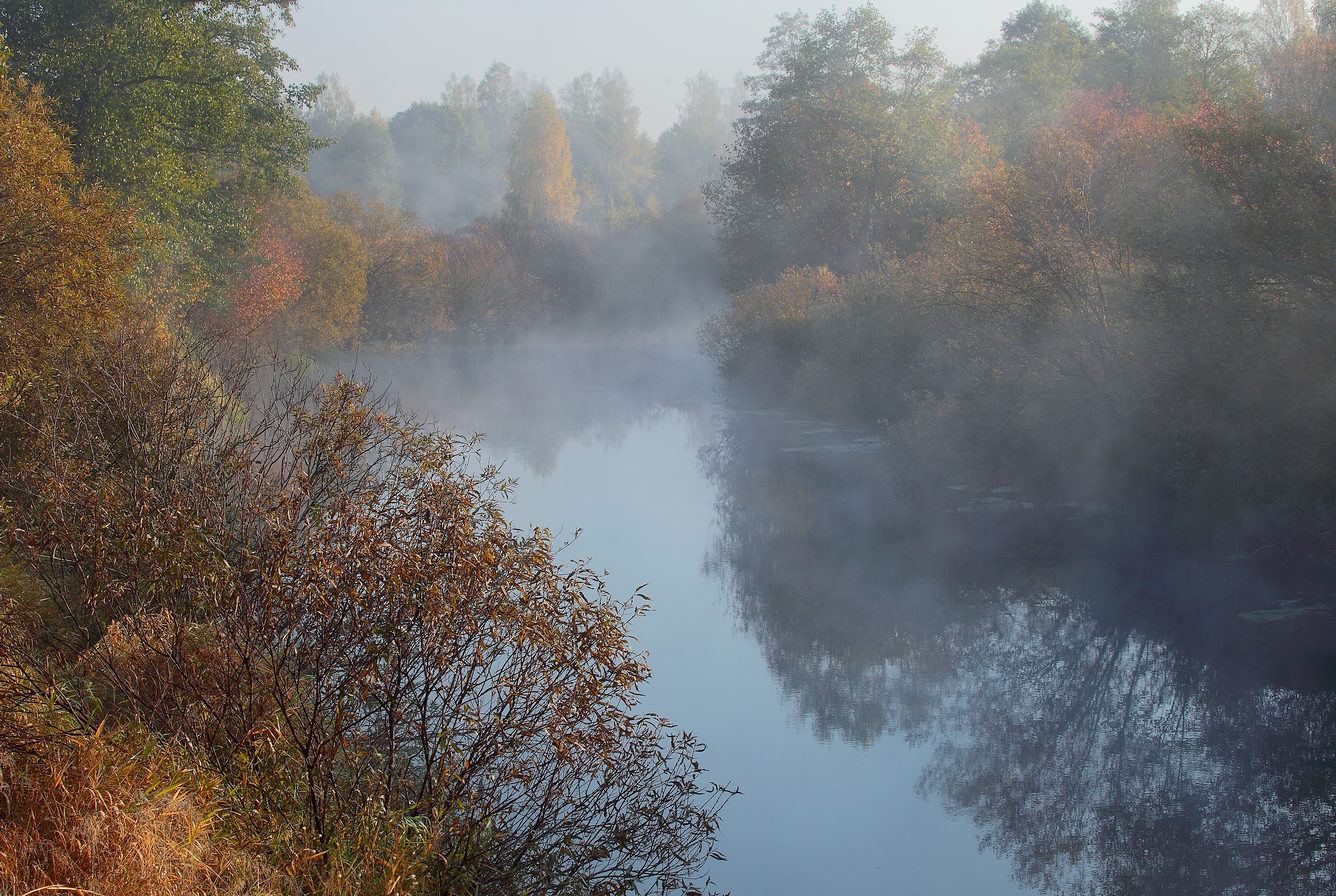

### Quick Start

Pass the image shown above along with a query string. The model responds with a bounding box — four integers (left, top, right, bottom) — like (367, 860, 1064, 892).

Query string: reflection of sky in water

(351, 335, 1336, 895)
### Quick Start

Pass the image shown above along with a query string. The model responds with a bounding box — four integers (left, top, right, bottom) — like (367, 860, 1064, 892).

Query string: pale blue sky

(278, 0, 1258, 138)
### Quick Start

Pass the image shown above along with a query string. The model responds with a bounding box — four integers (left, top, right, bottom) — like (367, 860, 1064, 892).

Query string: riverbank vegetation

(0, 2, 730, 893)
(702, 0, 1336, 558)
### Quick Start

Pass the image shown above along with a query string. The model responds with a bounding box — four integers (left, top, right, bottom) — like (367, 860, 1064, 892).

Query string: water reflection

(346, 327, 717, 474)
(702, 402, 1336, 893)
(346, 333, 1336, 894)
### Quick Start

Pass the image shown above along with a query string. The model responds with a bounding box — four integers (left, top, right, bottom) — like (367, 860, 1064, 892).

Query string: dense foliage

(702, 0, 1336, 557)
(0, 0, 317, 308)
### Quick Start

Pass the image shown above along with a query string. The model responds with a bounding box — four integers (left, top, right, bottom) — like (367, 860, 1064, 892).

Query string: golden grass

(0, 729, 288, 896)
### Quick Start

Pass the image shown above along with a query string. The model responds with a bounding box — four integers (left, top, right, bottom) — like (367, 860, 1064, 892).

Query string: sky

(277, 0, 1258, 138)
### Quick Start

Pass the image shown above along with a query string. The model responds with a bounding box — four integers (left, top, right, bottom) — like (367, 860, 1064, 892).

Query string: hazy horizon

(279, 0, 1256, 138)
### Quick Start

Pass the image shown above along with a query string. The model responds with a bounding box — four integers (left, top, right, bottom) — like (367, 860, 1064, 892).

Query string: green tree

(1179, 1, 1258, 102)
(706, 5, 969, 288)
(559, 69, 654, 224)
(1090, 0, 1190, 110)
(303, 74, 402, 206)
(0, 0, 315, 300)
(653, 72, 738, 205)
(389, 99, 482, 226)
(505, 89, 578, 226)
(964, 1, 1093, 159)
(384, 64, 530, 228)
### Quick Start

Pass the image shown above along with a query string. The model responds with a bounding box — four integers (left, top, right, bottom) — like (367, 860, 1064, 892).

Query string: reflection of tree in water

(701, 405, 990, 745)
(702, 404, 1336, 893)
(928, 591, 1336, 894)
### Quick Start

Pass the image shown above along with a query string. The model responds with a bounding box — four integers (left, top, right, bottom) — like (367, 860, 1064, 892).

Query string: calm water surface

(351, 330, 1336, 895)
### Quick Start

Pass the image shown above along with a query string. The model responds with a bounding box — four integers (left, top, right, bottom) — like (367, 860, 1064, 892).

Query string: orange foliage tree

(221, 214, 307, 334)
(327, 193, 450, 342)
(265, 188, 370, 351)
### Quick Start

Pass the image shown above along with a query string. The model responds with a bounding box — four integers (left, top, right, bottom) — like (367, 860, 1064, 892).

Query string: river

(349, 326, 1336, 895)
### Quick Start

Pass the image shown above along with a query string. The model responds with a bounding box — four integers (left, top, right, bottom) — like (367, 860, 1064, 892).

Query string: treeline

(702, 0, 1336, 557)
(307, 67, 738, 231)
(251, 65, 740, 349)
(0, 2, 728, 894)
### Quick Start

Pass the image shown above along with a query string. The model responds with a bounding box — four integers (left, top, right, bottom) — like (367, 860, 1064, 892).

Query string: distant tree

(1253, 0, 1315, 51)
(505, 89, 579, 227)
(389, 99, 484, 226)
(1254, 0, 1336, 134)
(653, 72, 737, 204)
(303, 75, 402, 206)
(383, 64, 531, 228)
(303, 71, 359, 138)
(559, 70, 654, 224)
(477, 62, 527, 160)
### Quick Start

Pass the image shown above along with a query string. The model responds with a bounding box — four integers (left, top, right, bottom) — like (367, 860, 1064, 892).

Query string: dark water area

(346, 327, 1336, 895)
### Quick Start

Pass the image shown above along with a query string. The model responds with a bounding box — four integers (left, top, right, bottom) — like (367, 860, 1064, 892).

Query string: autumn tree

(0, 55, 133, 384)
(505, 88, 579, 227)
(699, 265, 842, 382)
(0, 0, 315, 305)
(326, 194, 451, 342)
(264, 189, 369, 350)
(220, 214, 306, 334)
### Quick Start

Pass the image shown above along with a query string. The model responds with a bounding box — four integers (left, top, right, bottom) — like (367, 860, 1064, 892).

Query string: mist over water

(343, 313, 1336, 895)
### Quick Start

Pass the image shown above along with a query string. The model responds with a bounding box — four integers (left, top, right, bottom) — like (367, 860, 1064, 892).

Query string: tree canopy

(0, 0, 316, 302)
(505, 88, 579, 227)
(707, 4, 974, 288)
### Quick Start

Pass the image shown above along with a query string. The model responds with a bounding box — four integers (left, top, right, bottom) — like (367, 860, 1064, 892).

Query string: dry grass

(0, 729, 288, 896)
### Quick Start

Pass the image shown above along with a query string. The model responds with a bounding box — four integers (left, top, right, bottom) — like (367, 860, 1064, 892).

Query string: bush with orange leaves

(0, 328, 731, 895)
(698, 265, 842, 387)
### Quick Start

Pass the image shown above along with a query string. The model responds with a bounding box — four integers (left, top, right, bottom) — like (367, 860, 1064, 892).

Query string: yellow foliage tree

(504, 89, 579, 226)
(266, 188, 370, 351)
(0, 56, 133, 385)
